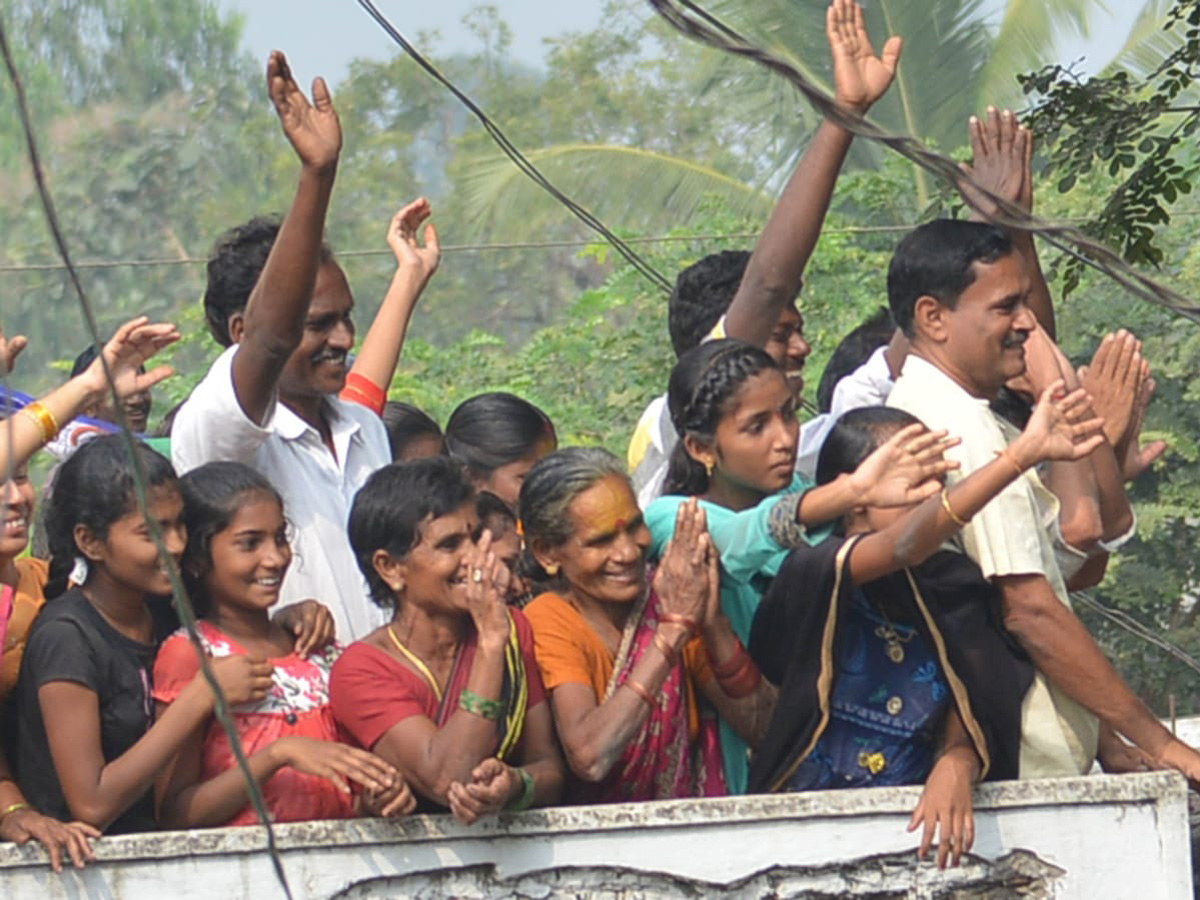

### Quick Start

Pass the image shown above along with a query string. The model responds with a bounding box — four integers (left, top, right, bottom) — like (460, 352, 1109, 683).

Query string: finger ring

(472, 568, 483, 583)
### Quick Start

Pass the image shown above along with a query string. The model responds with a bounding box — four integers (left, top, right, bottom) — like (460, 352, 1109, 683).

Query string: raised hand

(462, 530, 512, 647)
(959, 107, 1032, 221)
(849, 423, 961, 508)
(1078, 330, 1143, 448)
(266, 51, 341, 173)
(83, 316, 179, 406)
(446, 758, 521, 825)
(1011, 381, 1106, 467)
(827, 0, 902, 114)
(0, 323, 28, 376)
(387, 198, 441, 283)
(1114, 366, 1167, 482)
(653, 499, 712, 630)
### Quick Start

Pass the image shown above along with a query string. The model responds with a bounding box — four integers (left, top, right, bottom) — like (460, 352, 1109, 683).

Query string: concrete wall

(0, 771, 1189, 899)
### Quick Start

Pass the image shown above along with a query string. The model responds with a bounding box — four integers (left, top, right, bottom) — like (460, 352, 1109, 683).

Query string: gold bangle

(0, 801, 29, 821)
(940, 486, 970, 528)
(994, 448, 1025, 479)
(623, 677, 658, 710)
(652, 630, 680, 667)
(20, 401, 59, 443)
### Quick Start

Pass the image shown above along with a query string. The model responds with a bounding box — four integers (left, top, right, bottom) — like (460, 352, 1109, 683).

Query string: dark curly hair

(348, 457, 476, 610)
(203, 216, 335, 347)
(667, 250, 750, 358)
(44, 435, 179, 599)
(662, 339, 781, 496)
(179, 462, 285, 618)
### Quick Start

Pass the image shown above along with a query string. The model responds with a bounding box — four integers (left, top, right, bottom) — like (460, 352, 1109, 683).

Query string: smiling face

(764, 303, 812, 400)
(202, 492, 292, 614)
(277, 261, 356, 403)
(543, 475, 650, 608)
(699, 368, 799, 498)
(0, 465, 35, 560)
(79, 484, 187, 596)
(396, 502, 480, 613)
(922, 252, 1037, 399)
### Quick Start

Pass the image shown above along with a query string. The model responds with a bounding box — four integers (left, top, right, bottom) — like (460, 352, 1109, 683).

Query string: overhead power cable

(647, 0, 1200, 326)
(351, 0, 674, 294)
(0, 13, 295, 899)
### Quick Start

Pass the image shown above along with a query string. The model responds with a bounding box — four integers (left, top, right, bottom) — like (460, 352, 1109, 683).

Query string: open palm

(267, 51, 341, 172)
(827, 0, 902, 113)
(1023, 383, 1105, 463)
(851, 423, 960, 508)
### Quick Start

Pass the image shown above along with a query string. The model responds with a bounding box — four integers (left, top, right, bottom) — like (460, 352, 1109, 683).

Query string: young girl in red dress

(153, 461, 414, 827)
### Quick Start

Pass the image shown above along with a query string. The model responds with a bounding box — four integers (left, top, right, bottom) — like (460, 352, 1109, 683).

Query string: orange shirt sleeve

(524, 593, 610, 700)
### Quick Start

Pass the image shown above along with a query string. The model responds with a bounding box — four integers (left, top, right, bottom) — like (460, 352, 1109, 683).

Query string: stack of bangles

(505, 767, 536, 811)
(21, 401, 59, 443)
(458, 689, 503, 721)
(709, 639, 761, 698)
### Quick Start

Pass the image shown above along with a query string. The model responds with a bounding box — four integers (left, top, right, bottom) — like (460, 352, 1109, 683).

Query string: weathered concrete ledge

(0, 771, 1189, 898)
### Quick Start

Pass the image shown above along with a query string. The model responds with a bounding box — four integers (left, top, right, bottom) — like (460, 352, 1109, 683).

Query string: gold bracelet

(0, 801, 29, 821)
(940, 486, 970, 528)
(622, 677, 658, 710)
(994, 448, 1025, 479)
(652, 630, 680, 667)
(20, 401, 59, 443)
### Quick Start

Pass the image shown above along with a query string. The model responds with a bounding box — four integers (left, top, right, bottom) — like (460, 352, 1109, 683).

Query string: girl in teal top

(646, 340, 956, 793)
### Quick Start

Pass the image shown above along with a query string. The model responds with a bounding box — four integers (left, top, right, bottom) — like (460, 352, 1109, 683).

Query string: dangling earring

(69, 556, 90, 586)
(704, 460, 714, 477)
(545, 563, 559, 577)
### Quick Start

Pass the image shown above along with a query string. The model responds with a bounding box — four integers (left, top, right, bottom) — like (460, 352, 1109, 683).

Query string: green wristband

(506, 766, 535, 811)
(459, 688, 504, 721)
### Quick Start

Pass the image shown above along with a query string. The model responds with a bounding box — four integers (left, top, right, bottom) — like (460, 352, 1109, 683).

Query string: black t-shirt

(11, 590, 158, 834)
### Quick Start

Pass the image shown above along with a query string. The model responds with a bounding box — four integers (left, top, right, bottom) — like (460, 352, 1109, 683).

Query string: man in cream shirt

(886, 219, 1200, 780)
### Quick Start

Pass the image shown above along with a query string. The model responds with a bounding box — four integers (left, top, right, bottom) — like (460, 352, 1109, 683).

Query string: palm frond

(458, 144, 772, 237)
(1102, 0, 1177, 76)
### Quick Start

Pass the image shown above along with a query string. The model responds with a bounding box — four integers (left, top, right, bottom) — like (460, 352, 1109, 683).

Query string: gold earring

(545, 563, 559, 577)
(704, 460, 714, 477)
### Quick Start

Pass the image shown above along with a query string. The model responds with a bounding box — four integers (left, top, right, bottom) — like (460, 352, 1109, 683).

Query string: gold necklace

(386, 625, 444, 702)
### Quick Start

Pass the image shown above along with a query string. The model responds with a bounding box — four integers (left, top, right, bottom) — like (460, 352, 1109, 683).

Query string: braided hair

(662, 339, 781, 497)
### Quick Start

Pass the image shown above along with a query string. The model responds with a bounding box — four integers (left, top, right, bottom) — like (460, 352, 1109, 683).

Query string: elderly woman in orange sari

(520, 447, 776, 802)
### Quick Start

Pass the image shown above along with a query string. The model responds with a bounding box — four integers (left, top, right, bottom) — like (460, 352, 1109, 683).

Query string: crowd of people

(0, 0, 1193, 875)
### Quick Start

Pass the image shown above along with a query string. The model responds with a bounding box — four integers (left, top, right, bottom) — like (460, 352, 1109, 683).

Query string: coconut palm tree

(461, 0, 1163, 235)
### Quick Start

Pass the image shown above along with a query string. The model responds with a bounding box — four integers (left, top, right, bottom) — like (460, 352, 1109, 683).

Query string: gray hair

(518, 447, 628, 550)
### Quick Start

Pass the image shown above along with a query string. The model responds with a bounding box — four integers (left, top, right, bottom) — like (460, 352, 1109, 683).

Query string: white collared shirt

(172, 346, 391, 642)
(888, 353, 1099, 778)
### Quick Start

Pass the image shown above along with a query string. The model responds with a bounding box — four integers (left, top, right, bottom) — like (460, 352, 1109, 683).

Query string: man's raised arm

(725, 0, 901, 346)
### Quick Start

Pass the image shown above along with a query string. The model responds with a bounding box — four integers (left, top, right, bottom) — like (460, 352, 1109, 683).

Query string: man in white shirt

(173, 54, 389, 642)
(886, 218, 1200, 781)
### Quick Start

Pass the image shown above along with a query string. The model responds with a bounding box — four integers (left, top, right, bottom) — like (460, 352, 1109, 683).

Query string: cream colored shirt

(888, 354, 1099, 778)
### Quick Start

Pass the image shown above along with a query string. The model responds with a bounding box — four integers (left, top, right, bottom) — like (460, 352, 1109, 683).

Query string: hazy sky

(220, 1, 1139, 88)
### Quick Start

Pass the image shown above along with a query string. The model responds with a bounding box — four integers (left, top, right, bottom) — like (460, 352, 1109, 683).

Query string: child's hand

(907, 746, 978, 868)
(1012, 380, 1105, 468)
(850, 423, 960, 508)
(387, 198, 440, 283)
(207, 655, 274, 706)
(273, 599, 336, 656)
(0, 807, 98, 873)
(0, 323, 28, 375)
(266, 51, 341, 173)
(275, 737, 397, 796)
(358, 774, 418, 818)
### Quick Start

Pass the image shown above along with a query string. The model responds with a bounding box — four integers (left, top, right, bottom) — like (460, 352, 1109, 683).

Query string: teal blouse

(644, 474, 830, 794)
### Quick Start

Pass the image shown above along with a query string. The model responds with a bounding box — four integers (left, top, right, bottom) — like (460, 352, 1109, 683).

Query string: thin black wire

(0, 14, 294, 899)
(352, 0, 673, 295)
(647, 0, 1200, 326)
(1073, 591, 1200, 680)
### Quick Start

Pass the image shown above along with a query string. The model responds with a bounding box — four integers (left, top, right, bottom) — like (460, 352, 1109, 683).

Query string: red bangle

(659, 612, 698, 636)
(340, 372, 387, 416)
(718, 659, 762, 698)
(623, 677, 658, 710)
(709, 639, 750, 679)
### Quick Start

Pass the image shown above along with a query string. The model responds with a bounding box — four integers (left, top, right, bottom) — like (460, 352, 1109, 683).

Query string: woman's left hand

(851, 423, 960, 508)
(653, 499, 713, 629)
(446, 758, 520, 825)
(273, 600, 336, 656)
(0, 807, 99, 873)
(907, 747, 978, 868)
(358, 775, 418, 818)
(463, 531, 513, 647)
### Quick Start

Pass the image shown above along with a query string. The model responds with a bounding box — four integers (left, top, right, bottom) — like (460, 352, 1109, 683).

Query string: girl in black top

(12, 436, 272, 833)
